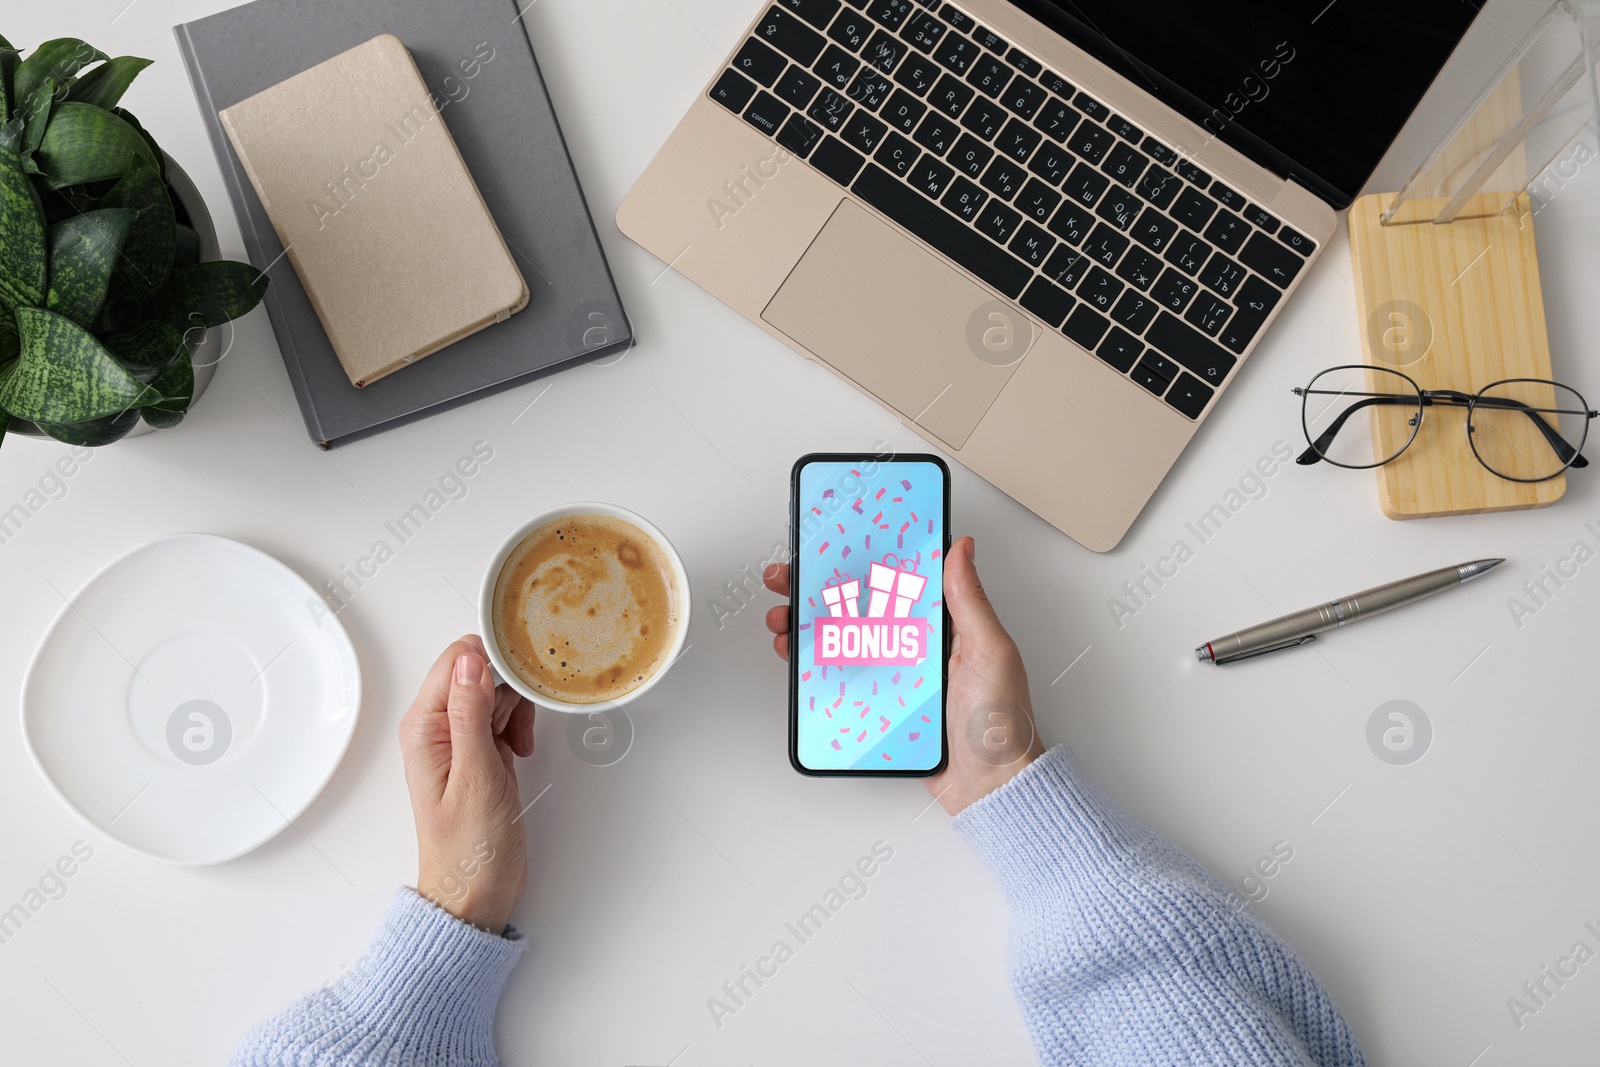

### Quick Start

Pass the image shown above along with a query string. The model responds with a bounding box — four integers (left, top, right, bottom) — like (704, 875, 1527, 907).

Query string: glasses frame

(1293, 365, 1598, 483)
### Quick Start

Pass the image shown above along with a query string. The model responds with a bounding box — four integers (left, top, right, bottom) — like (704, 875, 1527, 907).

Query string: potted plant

(0, 35, 268, 448)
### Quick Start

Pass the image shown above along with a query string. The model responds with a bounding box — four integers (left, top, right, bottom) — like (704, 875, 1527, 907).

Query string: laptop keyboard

(708, 0, 1317, 420)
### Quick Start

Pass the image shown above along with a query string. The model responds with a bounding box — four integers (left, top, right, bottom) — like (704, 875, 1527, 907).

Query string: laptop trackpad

(762, 200, 1035, 450)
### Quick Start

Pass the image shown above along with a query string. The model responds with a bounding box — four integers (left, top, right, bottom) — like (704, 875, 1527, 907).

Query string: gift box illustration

(814, 555, 930, 667)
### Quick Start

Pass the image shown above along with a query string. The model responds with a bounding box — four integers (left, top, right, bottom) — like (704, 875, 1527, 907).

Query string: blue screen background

(796, 460, 944, 772)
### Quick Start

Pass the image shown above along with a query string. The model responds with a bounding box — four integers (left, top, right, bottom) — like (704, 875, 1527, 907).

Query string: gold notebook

(219, 34, 528, 387)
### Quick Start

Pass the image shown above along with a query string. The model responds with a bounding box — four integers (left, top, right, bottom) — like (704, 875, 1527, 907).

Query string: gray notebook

(175, 0, 631, 447)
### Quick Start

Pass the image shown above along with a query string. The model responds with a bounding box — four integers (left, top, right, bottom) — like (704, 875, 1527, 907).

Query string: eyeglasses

(1293, 365, 1597, 483)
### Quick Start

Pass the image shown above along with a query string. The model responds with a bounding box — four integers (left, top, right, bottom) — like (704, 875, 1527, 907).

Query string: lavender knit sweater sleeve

(953, 745, 1365, 1066)
(229, 889, 524, 1067)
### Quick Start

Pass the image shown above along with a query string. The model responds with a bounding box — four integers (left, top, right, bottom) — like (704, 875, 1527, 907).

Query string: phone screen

(790, 455, 949, 776)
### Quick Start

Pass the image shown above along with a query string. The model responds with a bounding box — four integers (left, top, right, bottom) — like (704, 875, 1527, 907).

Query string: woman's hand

(764, 537, 1043, 815)
(398, 636, 537, 934)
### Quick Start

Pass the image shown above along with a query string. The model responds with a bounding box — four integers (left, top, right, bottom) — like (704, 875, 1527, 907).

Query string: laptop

(618, 0, 1479, 551)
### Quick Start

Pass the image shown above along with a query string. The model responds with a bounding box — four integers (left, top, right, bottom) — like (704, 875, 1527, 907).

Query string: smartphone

(788, 453, 950, 777)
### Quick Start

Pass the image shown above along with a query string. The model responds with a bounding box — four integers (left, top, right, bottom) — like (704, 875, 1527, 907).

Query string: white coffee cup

(479, 502, 691, 713)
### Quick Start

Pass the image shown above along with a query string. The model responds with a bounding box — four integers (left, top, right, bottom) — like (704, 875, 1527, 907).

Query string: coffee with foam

(491, 514, 681, 704)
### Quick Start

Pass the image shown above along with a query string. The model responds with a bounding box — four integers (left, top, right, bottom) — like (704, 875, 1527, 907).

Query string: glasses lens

(1470, 380, 1590, 482)
(1302, 366, 1422, 468)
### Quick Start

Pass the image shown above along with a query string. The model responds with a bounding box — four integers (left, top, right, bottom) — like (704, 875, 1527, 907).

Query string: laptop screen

(1010, 0, 1480, 209)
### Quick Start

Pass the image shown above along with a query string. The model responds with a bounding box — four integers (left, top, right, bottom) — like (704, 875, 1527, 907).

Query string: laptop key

(1210, 180, 1245, 210)
(1007, 48, 1043, 78)
(961, 98, 1008, 140)
(1152, 268, 1197, 311)
(1107, 115, 1143, 142)
(1072, 92, 1110, 121)
(912, 113, 959, 154)
(777, 113, 824, 157)
(950, 134, 994, 178)
(1239, 232, 1305, 287)
(1219, 276, 1281, 354)
(779, 0, 842, 30)
(1044, 245, 1091, 287)
(1132, 352, 1177, 395)
(1015, 178, 1061, 223)
(976, 200, 1022, 243)
(1147, 312, 1236, 385)
(1101, 142, 1149, 187)
(1001, 79, 1047, 120)
(909, 155, 955, 198)
(934, 34, 981, 74)
(1116, 247, 1162, 291)
(866, 0, 913, 30)
(710, 69, 758, 113)
(734, 39, 788, 87)
(776, 66, 823, 108)
(1078, 266, 1124, 312)
(757, 8, 828, 66)
(846, 70, 893, 109)
(840, 111, 888, 153)
(1134, 167, 1181, 210)
(1083, 224, 1128, 268)
(1204, 211, 1249, 254)
(1041, 71, 1075, 98)
(900, 10, 946, 51)
(996, 118, 1042, 163)
(1198, 252, 1246, 298)
(1243, 205, 1281, 233)
(930, 73, 975, 117)
(1164, 230, 1212, 275)
(980, 157, 1026, 200)
(939, 3, 974, 32)
(852, 165, 1031, 297)
(1067, 123, 1114, 164)
(1062, 305, 1111, 349)
(1170, 186, 1217, 230)
(1130, 208, 1177, 253)
(743, 91, 790, 136)
(881, 89, 926, 133)
(974, 26, 1008, 52)
(863, 29, 907, 73)
(1032, 98, 1078, 142)
(1278, 226, 1314, 255)
(966, 54, 1014, 97)
(1010, 222, 1055, 267)
(874, 131, 920, 176)
(815, 45, 861, 89)
(1174, 159, 1211, 186)
(1020, 276, 1075, 327)
(1097, 326, 1143, 372)
(895, 53, 940, 95)
(1143, 138, 1177, 166)
(1095, 186, 1139, 230)
(809, 136, 865, 185)
(1046, 203, 1093, 247)
(809, 88, 855, 130)
(1164, 372, 1214, 419)
(1028, 143, 1073, 186)
(1111, 290, 1159, 333)
(1062, 162, 1109, 207)
(941, 175, 988, 221)
(828, 9, 872, 51)
(1184, 292, 1232, 336)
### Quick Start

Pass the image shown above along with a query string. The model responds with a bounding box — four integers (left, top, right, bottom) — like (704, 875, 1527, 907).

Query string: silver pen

(1196, 559, 1505, 665)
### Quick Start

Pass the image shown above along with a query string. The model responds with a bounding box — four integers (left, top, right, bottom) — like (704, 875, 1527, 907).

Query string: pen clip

(1213, 634, 1317, 665)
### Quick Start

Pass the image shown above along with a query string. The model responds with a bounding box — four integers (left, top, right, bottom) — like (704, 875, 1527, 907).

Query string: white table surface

(4, 2, 1598, 1064)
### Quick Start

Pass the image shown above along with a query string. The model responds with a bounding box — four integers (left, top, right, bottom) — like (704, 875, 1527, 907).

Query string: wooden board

(1346, 191, 1564, 519)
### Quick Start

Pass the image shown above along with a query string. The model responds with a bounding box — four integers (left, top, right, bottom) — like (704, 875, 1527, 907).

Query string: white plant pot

(7, 152, 225, 442)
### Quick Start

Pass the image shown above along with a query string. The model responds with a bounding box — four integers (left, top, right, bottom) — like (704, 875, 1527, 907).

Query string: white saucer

(22, 534, 361, 866)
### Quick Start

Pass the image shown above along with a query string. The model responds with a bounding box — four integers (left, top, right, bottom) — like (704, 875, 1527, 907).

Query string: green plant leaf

(32, 102, 155, 188)
(113, 107, 163, 183)
(20, 76, 54, 155)
(102, 319, 185, 380)
(173, 224, 199, 269)
(0, 145, 46, 312)
(142, 348, 192, 416)
(44, 207, 135, 327)
(37, 407, 138, 445)
(97, 155, 173, 299)
(12, 39, 106, 112)
(158, 260, 268, 330)
(64, 56, 151, 111)
(1, 46, 20, 122)
(0, 307, 17, 364)
(0, 306, 157, 422)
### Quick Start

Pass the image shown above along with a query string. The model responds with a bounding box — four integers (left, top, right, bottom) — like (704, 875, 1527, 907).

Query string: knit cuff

(334, 889, 525, 1060)
(951, 744, 1162, 909)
